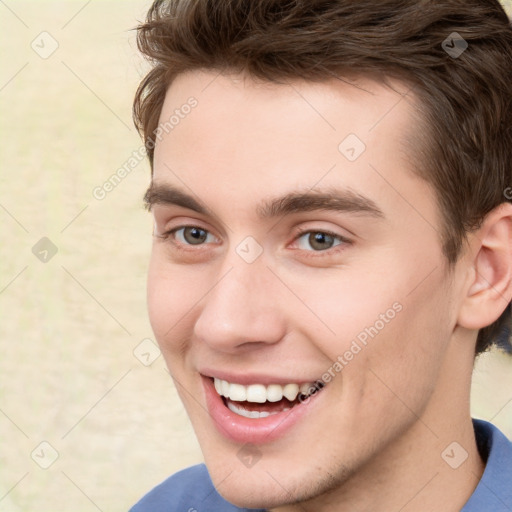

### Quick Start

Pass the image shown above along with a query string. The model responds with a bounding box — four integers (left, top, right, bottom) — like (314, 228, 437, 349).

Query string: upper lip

(199, 369, 323, 386)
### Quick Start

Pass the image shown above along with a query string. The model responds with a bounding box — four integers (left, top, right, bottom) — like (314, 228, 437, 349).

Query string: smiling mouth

(212, 377, 325, 419)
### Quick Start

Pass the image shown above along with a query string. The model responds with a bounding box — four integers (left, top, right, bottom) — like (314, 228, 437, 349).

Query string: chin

(200, 446, 351, 510)
(206, 465, 297, 509)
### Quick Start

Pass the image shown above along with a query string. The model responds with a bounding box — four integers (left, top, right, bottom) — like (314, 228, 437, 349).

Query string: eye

(157, 224, 350, 255)
(293, 229, 349, 253)
(163, 225, 217, 246)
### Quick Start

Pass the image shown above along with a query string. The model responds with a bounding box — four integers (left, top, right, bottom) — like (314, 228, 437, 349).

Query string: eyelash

(157, 224, 351, 257)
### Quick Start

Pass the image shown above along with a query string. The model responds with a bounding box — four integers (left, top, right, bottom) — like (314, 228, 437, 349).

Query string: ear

(457, 202, 512, 330)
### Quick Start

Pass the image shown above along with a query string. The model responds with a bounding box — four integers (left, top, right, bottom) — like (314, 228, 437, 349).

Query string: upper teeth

(213, 378, 318, 403)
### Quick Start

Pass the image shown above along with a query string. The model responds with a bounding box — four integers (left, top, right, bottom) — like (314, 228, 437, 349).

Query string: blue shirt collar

(462, 419, 512, 511)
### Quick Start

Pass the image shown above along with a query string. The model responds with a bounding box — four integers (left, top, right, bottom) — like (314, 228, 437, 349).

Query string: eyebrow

(144, 182, 385, 220)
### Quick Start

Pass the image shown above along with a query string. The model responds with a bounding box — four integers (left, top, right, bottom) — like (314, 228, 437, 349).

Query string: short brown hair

(132, 0, 512, 355)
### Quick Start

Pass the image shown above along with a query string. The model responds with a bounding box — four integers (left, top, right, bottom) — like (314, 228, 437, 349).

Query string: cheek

(146, 253, 198, 348)
(292, 256, 452, 402)
(346, 274, 453, 420)
(285, 268, 406, 362)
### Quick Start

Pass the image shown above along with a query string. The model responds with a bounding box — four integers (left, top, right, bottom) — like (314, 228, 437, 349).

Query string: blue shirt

(129, 419, 512, 511)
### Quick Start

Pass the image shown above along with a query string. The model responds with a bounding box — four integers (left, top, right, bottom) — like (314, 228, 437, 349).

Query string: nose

(193, 258, 288, 354)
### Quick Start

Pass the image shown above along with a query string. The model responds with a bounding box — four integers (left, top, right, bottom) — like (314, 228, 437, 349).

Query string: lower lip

(202, 376, 325, 445)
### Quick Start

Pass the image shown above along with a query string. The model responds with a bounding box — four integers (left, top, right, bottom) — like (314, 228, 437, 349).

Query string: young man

(130, 1, 512, 510)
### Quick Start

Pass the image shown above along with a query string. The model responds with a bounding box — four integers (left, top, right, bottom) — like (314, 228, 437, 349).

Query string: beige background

(0, 1, 511, 511)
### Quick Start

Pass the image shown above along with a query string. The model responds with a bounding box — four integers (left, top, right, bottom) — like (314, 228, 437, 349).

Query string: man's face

(147, 70, 463, 508)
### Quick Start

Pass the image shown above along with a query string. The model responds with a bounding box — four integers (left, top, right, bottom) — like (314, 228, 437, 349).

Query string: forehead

(154, 69, 417, 172)
(152, 70, 438, 233)
(156, 70, 416, 157)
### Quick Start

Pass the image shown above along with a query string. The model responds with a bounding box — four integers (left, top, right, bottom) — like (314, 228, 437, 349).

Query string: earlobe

(457, 202, 512, 331)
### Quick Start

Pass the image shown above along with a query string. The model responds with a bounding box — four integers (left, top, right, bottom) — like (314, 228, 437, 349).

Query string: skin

(146, 69, 512, 511)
